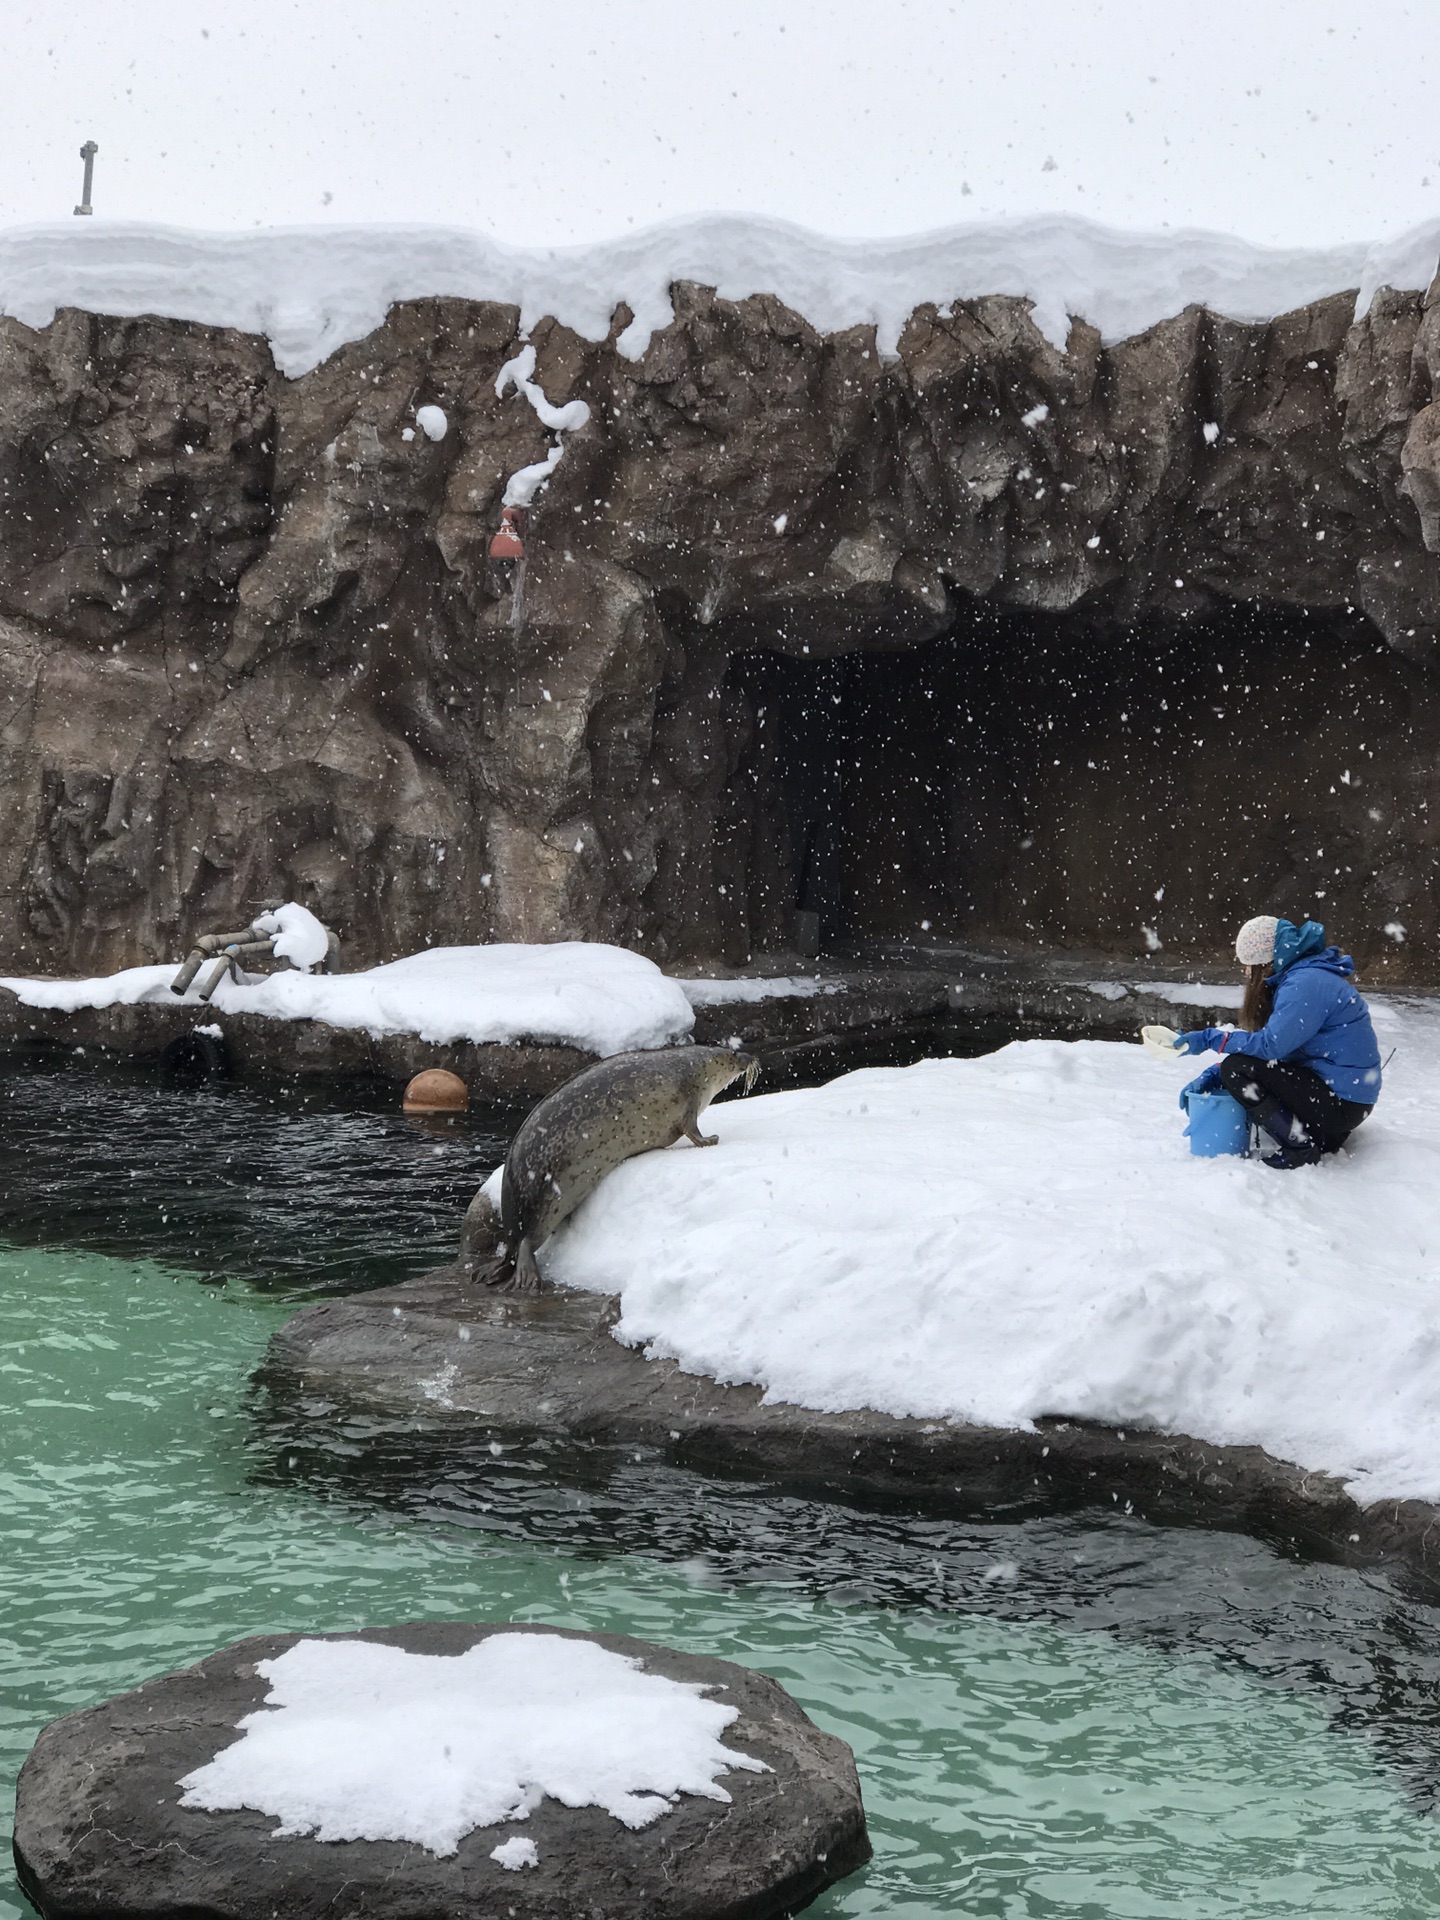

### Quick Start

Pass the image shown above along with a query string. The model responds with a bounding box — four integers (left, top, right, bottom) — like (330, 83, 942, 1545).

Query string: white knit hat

(1235, 914, 1280, 967)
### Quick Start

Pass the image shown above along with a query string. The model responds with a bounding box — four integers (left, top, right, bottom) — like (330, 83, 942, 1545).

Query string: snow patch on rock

(1145, 980, 1245, 1009)
(495, 342, 591, 507)
(490, 1835, 538, 1869)
(674, 975, 834, 1006)
(178, 1633, 765, 1856)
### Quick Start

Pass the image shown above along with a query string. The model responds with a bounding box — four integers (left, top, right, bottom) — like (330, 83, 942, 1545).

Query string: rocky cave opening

(708, 598, 1438, 974)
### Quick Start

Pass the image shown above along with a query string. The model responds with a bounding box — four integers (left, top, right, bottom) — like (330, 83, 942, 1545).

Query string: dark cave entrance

(717, 599, 1438, 969)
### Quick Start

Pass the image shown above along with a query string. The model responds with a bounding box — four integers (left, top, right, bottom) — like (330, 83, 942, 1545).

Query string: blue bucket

(1181, 1089, 1249, 1158)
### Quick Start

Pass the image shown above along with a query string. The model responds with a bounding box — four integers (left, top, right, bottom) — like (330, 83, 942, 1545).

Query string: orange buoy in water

(403, 1068, 469, 1113)
(488, 504, 526, 562)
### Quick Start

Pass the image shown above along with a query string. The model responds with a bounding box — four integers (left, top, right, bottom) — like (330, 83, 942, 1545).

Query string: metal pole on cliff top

(74, 141, 97, 216)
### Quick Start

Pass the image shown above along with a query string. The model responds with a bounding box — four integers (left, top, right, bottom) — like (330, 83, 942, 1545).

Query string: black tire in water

(159, 1031, 233, 1085)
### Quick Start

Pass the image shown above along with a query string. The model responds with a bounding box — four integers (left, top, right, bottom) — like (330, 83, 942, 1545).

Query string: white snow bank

(545, 1004, 1440, 1502)
(253, 901, 329, 971)
(674, 975, 836, 1007)
(1, 212, 1436, 373)
(0, 942, 694, 1056)
(178, 1633, 764, 1856)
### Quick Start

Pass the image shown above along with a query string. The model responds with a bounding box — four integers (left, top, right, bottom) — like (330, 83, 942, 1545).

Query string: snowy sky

(0, 0, 1435, 249)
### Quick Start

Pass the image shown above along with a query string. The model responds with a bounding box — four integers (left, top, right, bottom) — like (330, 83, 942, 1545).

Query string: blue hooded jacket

(1187, 923, 1382, 1105)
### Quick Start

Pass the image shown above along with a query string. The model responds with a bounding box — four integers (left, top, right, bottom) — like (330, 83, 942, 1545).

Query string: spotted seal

(468, 1045, 759, 1290)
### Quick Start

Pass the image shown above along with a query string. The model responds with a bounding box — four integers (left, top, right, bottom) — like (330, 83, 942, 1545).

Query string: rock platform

(0, 986, 590, 1102)
(260, 1266, 1440, 1600)
(13, 1622, 869, 1920)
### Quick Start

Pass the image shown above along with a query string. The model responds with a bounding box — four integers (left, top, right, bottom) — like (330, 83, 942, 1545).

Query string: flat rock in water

(13, 1622, 869, 1920)
(260, 1271, 1440, 1596)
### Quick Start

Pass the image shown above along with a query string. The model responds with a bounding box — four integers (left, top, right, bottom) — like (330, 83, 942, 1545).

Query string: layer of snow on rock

(544, 1001, 1440, 1502)
(1146, 979, 1245, 1009)
(178, 1634, 764, 1856)
(1084, 980, 1130, 1002)
(2, 213, 1437, 373)
(0, 942, 694, 1055)
(253, 901, 329, 970)
(674, 975, 833, 1006)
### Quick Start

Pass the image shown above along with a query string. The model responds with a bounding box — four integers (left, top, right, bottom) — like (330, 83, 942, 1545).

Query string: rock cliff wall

(3, 275, 1440, 978)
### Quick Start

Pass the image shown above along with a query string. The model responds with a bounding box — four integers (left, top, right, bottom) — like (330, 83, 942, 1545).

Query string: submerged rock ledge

(261, 1269, 1440, 1599)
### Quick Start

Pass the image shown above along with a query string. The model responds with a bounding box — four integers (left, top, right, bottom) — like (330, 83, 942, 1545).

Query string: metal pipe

(169, 917, 333, 998)
(196, 955, 236, 1003)
(171, 930, 267, 994)
(170, 948, 209, 995)
(74, 141, 97, 216)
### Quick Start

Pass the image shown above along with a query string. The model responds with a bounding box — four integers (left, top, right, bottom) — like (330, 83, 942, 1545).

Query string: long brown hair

(1240, 963, 1274, 1031)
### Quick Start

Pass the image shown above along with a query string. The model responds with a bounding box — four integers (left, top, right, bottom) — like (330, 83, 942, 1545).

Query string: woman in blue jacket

(1175, 916, 1382, 1169)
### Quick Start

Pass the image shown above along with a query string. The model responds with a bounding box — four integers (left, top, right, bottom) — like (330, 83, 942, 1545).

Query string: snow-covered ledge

(267, 1000, 1440, 1590)
(0, 941, 694, 1057)
(3, 212, 1438, 373)
(544, 1000, 1435, 1505)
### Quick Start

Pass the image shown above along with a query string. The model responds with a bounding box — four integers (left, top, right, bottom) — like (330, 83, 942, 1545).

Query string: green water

(6, 1248, 1440, 1915)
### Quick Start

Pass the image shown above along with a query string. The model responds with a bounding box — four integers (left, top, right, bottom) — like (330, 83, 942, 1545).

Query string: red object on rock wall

(489, 505, 527, 562)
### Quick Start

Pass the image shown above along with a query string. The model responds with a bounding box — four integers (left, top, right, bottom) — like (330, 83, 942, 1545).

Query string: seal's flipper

(467, 1244, 515, 1288)
(504, 1236, 548, 1292)
(682, 1105, 719, 1147)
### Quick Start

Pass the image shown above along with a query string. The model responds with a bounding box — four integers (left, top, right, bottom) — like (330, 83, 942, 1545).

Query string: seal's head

(694, 1045, 760, 1101)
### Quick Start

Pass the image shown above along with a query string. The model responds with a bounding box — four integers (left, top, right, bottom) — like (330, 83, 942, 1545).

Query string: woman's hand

(1173, 1030, 1213, 1056)
(1178, 1065, 1224, 1108)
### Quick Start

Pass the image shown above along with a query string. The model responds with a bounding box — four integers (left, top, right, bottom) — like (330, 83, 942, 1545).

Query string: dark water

(0, 1063, 515, 1293)
(8, 1060, 1440, 1915)
(254, 1404, 1440, 1819)
(745, 1015, 1029, 1092)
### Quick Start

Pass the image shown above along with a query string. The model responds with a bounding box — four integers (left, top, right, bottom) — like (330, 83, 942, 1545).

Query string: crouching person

(1174, 916, 1382, 1169)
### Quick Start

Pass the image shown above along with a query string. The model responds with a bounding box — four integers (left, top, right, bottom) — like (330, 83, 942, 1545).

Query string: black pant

(1217, 1051, 1371, 1153)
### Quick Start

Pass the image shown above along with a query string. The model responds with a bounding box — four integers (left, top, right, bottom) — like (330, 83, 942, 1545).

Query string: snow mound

(0, 941, 694, 1056)
(1, 212, 1435, 374)
(253, 901, 329, 971)
(544, 1006, 1440, 1502)
(178, 1633, 765, 1857)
